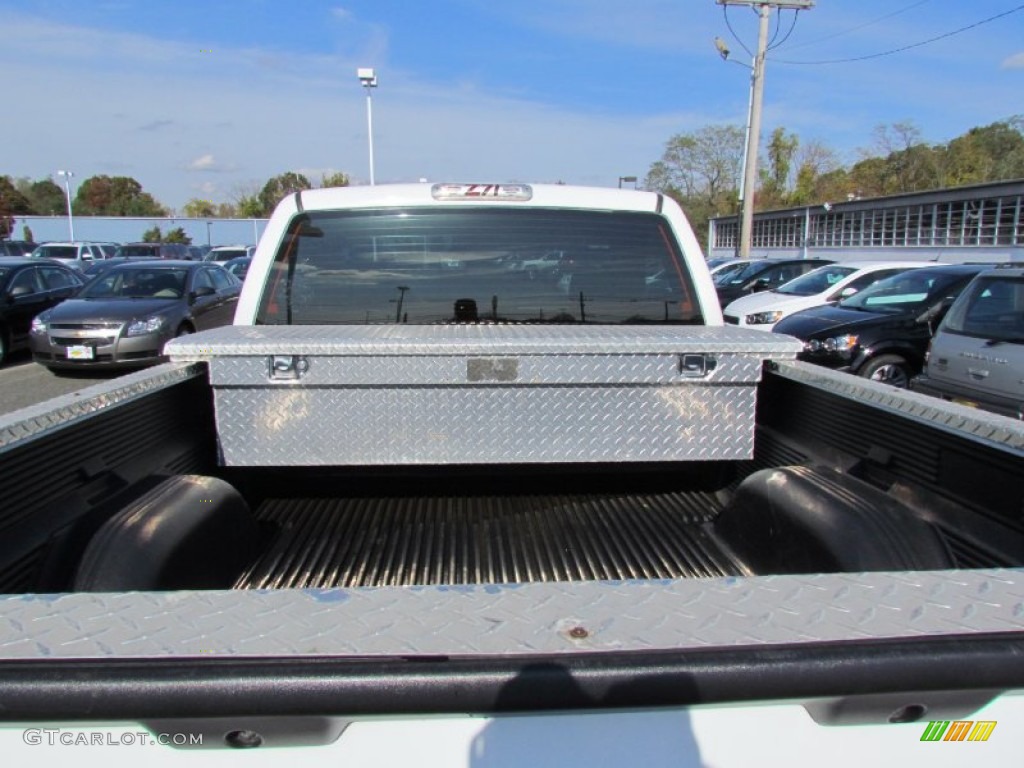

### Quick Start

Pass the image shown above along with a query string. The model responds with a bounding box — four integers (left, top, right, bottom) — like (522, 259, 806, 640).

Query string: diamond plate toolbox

(167, 325, 802, 466)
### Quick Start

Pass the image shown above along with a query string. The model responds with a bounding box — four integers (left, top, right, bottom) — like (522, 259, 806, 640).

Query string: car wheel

(858, 354, 911, 388)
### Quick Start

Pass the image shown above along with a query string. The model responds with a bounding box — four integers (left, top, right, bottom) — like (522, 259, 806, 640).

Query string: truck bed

(0, 360, 1021, 596)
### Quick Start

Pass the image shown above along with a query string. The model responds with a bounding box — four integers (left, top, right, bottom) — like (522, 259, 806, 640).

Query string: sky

(3, 0, 1023, 212)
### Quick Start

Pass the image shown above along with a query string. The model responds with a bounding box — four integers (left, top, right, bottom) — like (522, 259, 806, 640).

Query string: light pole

(56, 170, 75, 241)
(618, 176, 638, 189)
(357, 68, 378, 185)
(715, 0, 815, 258)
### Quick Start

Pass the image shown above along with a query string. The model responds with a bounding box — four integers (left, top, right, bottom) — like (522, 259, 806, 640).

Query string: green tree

(319, 171, 350, 188)
(22, 225, 34, 242)
(236, 195, 264, 218)
(142, 225, 163, 242)
(164, 226, 191, 244)
(644, 124, 745, 249)
(0, 176, 32, 239)
(75, 175, 167, 216)
(257, 171, 312, 216)
(943, 117, 1024, 186)
(18, 179, 66, 215)
(758, 127, 799, 209)
(182, 198, 217, 218)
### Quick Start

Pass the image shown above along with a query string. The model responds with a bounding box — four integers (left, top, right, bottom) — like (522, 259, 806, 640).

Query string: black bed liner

(237, 488, 747, 589)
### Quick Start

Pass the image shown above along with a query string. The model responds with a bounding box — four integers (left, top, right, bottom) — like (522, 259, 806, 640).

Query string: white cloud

(331, 7, 352, 21)
(1002, 52, 1024, 69)
(187, 154, 217, 171)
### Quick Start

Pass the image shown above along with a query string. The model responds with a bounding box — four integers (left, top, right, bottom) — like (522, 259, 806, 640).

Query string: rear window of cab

(255, 208, 703, 325)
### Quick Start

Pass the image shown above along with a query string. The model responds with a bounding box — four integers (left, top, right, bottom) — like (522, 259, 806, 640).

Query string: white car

(723, 260, 933, 330)
(28, 241, 111, 271)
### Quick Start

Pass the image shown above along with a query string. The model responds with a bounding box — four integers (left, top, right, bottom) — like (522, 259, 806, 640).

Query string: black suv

(715, 258, 834, 308)
(115, 242, 191, 260)
(772, 264, 989, 387)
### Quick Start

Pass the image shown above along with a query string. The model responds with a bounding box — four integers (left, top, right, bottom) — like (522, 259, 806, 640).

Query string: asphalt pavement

(0, 350, 119, 415)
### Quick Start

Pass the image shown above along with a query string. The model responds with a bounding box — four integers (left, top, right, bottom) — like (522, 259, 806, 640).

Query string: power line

(782, 0, 933, 51)
(771, 3, 1024, 65)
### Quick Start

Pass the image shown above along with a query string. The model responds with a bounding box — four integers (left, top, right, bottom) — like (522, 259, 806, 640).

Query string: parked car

(714, 258, 834, 307)
(0, 240, 38, 257)
(503, 250, 574, 279)
(0, 257, 84, 365)
(28, 241, 111, 271)
(81, 257, 147, 279)
(772, 263, 990, 387)
(912, 265, 1024, 419)
(723, 260, 931, 330)
(114, 242, 192, 260)
(205, 244, 255, 262)
(30, 260, 241, 372)
(223, 255, 252, 280)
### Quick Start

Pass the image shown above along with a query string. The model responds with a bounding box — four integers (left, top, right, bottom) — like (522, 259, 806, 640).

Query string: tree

(257, 172, 312, 216)
(790, 140, 844, 205)
(644, 125, 745, 248)
(15, 178, 66, 215)
(758, 127, 799, 209)
(943, 117, 1024, 186)
(142, 226, 163, 242)
(236, 195, 264, 218)
(0, 176, 32, 239)
(182, 198, 217, 218)
(164, 226, 191, 244)
(74, 175, 167, 217)
(319, 171, 350, 188)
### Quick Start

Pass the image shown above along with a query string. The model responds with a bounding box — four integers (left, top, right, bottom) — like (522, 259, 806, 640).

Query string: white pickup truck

(1, 182, 1022, 765)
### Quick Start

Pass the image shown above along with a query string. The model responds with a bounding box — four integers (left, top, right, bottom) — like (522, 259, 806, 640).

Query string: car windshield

(256, 207, 702, 325)
(839, 270, 967, 314)
(34, 246, 78, 260)
(776, 265, 857, 296)
(80, 267, 187, 299)
(711, 262, 749, 285)
(715, 261, 769, 285)
(942, 275, 1024, 342)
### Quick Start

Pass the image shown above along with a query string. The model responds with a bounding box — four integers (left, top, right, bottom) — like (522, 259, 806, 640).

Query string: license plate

(67, 345, 95, 360)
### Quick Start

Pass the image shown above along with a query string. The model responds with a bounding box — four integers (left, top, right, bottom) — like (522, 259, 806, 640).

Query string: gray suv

(912, 265, 1024, 420)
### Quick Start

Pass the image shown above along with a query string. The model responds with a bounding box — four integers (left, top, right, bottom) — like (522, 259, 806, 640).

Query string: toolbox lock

(269, 355, 310, 380)
(678, 353, 717, 378)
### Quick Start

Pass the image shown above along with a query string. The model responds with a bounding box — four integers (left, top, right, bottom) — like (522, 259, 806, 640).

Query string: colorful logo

(920, 720, 997, 742)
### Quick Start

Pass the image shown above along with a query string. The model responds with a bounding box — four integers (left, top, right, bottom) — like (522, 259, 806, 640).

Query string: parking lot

(0, 350, 115, 415)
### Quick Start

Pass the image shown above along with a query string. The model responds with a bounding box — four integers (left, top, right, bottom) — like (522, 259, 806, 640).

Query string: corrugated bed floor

(235, 490, 747, 589)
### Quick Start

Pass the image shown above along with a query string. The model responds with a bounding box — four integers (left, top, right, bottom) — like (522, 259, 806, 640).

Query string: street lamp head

(357, 67, 377, 88)
(713, 37, 730, 61)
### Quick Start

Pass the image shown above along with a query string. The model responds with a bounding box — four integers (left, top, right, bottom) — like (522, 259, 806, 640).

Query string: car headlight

(745, 310, 784, 325)
(125, 315, 167, 337)
(806, 334, 859, 357)
(30, 313, 50, 334)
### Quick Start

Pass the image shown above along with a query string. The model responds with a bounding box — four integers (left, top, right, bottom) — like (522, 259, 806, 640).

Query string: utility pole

(716, 1, 814, 258)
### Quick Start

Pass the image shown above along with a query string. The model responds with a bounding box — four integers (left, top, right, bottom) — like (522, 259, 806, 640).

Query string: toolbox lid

(167, 324, 803, 359)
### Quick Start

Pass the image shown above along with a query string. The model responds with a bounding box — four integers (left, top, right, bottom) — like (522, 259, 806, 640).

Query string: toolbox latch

(269, 355, 310, 380)
(678, 353, 717, 378)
